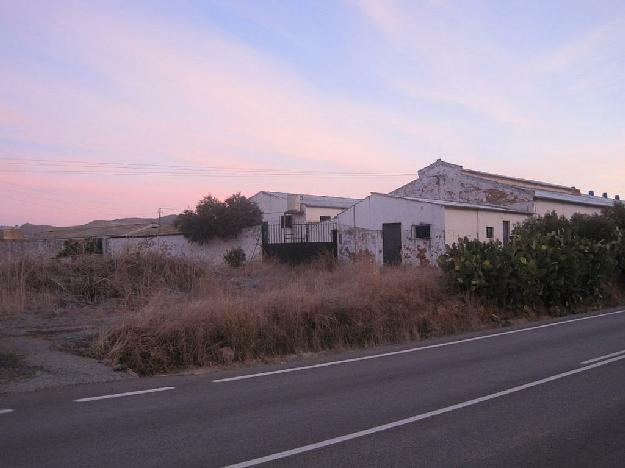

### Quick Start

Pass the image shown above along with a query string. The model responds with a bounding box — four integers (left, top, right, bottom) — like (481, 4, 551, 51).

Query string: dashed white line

(74, 386, 175, 402)
(214, 309, 625, 383)
(0, 409, 14, 415)
(581, 348, 625, 365)
(223, 353, 625, 467)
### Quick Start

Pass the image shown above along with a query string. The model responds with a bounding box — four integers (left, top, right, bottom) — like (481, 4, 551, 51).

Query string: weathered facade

(337, 193, 528, 265)
(338, 159, 620, 265)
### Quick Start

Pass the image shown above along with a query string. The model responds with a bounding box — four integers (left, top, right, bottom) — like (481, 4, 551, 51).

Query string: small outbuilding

(336, 192, 530, 265)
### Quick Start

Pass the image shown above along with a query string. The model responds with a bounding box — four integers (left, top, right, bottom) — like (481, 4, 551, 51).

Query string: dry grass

(0, 251, 205, 315)
(8, 251, 618, 377)
(92, 257, 498, 375)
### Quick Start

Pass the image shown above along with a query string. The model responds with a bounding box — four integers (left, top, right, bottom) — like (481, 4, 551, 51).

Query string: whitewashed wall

(105, 227, 262, 264)
(336, 193, 446, 265)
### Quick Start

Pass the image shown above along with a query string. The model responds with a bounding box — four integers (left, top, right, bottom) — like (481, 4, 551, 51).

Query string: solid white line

(223, 353, 625, 468)
(0, 409, 14, 415)
(74, 386, 175, 402)
(581, 349, 625, 365)
(214, 309, 625, 383)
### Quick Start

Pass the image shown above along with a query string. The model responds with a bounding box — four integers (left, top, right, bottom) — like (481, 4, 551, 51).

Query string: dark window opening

(280, 215, 293, 228)
(503, 221, 510, 246)
(412, 224, 431, 239)
(486, 226, 494, 239)
(319, 216, 332, 222)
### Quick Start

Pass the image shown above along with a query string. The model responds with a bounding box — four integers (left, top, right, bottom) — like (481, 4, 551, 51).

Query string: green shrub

(439, 211, 618, 313)
(224, 247, 246, 268)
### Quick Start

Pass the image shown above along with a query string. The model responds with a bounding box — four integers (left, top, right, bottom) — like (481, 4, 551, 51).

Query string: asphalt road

(2, 307, 625, 467)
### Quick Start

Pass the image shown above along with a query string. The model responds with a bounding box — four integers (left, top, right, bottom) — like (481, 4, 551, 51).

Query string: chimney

(588, 190, 594, 196)
(616, 195, 620, 201)
(603, 192, 608, 198)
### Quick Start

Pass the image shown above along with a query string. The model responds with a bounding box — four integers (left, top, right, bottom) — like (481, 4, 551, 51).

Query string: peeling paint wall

(337, 194, 447, 265)
(391, 161, 534, 213)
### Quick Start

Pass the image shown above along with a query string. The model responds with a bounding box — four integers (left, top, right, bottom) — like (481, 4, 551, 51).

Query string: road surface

(2, 307, 625, 467)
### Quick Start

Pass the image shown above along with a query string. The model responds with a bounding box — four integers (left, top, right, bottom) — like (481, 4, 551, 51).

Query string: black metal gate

(382, 223, 402, 265)
(262, 222, 337, 263)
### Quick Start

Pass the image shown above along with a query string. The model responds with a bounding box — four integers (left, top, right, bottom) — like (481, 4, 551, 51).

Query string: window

(319, 215, 332, 222)
(280, 215, 293, 228)
(412, 224, 431, 239)
(486, 226, 494, 239)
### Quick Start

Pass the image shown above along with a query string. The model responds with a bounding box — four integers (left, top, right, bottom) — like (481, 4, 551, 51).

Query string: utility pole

(158, 208, 162, 225)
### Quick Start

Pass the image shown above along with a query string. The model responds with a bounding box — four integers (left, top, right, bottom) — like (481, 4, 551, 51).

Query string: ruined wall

(391, 161, 534, 213)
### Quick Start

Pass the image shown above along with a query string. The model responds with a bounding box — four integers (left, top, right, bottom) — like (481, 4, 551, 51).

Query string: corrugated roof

(461, 166, 580, 195)
(534, 190, 616, 208)
(260, 191, 361, 209)
(30, 223, 181, 240)
(371, 192, 531, 214)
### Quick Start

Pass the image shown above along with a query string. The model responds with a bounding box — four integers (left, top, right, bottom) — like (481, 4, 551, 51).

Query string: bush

(439, 211, 618, 312)
(224, 247, 246, 268)
(175, 193, 262, 244)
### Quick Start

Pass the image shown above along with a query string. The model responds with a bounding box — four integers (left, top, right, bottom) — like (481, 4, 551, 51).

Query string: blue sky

(1, 0, 624, 224)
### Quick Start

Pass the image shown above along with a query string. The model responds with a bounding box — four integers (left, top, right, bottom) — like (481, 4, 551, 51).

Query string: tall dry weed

(94, 259, 495, 375)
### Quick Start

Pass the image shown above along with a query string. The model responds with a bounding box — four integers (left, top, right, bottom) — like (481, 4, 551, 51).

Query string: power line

(0, 157, 416, 178)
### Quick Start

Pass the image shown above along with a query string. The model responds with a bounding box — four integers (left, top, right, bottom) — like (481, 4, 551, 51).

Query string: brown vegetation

(92, 256, 500, 375)
(3, 250, 621, 376)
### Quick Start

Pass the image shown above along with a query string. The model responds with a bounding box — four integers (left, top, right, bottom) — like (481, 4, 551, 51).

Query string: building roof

(462, 167, 580, 195)
(534, 190, 616, 208)
(29, 223, 181, 240)
(371, 192, 532, 214)
(255, 191, 361, 209)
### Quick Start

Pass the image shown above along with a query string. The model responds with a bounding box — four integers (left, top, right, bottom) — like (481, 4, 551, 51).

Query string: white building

(250, 191, 361, 227)
(337, 160, 620, 265)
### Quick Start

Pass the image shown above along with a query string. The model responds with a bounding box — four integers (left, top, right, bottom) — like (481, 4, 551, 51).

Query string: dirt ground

(0, 305, 133, 394)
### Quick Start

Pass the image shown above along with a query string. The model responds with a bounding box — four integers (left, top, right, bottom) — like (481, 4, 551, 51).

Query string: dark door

(383, 223, 402, 265)
(503, 220, 510, 247)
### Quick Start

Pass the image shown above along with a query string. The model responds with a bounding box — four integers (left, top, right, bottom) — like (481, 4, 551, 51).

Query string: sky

(1, 0, 624, 226)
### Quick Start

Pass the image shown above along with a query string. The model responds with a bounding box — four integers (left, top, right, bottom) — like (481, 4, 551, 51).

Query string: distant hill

(19, 214, 179, 239)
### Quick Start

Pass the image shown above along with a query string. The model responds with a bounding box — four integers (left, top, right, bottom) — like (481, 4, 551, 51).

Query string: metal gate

(262, 222, 337, 263)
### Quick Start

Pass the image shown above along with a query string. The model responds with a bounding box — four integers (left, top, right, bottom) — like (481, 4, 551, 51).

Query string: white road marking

(74, 386, 175, 402)
(214, 309, 625, 383)
(581, 348, 625, 364)
(0, 409, 14, 415)
(223, 353, 625, 468)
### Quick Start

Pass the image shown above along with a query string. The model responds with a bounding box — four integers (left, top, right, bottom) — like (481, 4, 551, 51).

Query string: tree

(175, 193, 262, 244)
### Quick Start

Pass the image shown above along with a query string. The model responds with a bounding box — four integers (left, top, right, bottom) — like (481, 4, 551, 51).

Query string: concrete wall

(533, 200, 603, 217)
(391, 160, 535, 212)
(336, 193, 446, 265)
(444, 208, 530, 245)
(0, 239, 65, 258)
(105, 227, 262, 264)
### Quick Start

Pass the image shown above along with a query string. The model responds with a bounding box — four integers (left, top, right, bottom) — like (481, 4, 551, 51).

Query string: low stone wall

(0, 239, 65, 259)
(105, 226, 262, 265)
